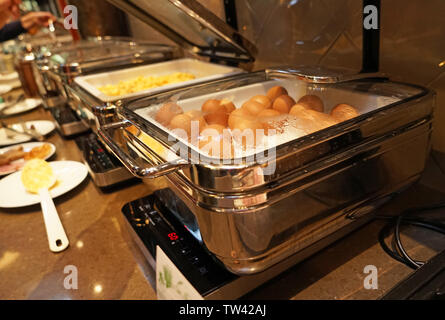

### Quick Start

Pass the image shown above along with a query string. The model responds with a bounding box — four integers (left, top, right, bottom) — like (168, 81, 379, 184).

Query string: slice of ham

(0, 162, 24, 174)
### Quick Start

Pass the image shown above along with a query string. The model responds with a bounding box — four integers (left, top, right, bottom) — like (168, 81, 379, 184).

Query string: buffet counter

(1, 88, 445, 300)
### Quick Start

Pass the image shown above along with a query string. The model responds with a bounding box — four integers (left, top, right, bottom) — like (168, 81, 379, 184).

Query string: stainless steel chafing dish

(18, 33, 73, 51)
(35, 37, 180, 137)
(97, 67, 435, 275)
(65, 0, 257, 135)
(11, 30, 73, 100)
(37, 36, 179, 108)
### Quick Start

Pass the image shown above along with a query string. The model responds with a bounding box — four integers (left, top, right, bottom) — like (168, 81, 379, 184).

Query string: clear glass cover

(123, 70, 426, 162)
(108, 0, 256, 61)
(41, 38, 174, 68)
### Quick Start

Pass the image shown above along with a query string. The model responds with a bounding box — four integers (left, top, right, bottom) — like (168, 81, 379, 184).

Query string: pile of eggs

(154, 86, 360, 159)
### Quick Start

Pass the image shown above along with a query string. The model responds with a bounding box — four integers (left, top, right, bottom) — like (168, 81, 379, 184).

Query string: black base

(382, 249, 445, 300)
(121, 189, 237, 297)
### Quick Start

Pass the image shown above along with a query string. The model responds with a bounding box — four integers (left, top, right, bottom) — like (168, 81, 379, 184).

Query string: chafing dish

(105, 0, 256, 64)
(66, 0, 257, 135)
(70, 58, 244, 132)
(11, 30, 74, 101)
(97, 68, 434, 275)
(74, 58, 245, 104)
(14, 45, 41, 98)
(17, 26, 73, 49)
(62, 0, 254, 190)
(38, 37, 179, 107)
(36, 37, 179, 136)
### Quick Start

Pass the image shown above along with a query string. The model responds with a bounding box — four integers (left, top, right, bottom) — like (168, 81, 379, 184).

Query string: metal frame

(106, 0, 256, 63)
(362, 0, 381, 73)
(97, 69, 434, 274)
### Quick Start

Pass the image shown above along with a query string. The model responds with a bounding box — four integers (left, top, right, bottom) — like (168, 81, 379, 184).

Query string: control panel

(121, 191, 237, 296)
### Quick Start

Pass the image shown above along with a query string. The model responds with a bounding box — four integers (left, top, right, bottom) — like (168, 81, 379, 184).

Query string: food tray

(74, 58, 244, 103)
(135, 78, 400, 159)
(98, 68, 434, 274)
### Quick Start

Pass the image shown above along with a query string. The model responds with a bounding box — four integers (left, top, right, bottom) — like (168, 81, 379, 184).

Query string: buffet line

(0, 0, 435, 299)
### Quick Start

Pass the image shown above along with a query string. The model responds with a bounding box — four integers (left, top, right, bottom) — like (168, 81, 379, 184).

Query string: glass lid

(95, 67, 431, 187)
(40, 37, 176, 74)
(117, 69, 427, 163)
(106, 0, 257, 63)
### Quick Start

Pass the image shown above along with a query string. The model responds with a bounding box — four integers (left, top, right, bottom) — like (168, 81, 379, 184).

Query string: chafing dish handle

(97, 121, 190, 179)
(266, 67, 388, 84)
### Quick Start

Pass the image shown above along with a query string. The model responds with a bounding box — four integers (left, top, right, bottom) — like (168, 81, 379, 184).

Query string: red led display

(168, 232, 179, 241)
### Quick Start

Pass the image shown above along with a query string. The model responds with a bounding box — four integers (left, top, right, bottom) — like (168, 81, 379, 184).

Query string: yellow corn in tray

(98, 72, 196, 96)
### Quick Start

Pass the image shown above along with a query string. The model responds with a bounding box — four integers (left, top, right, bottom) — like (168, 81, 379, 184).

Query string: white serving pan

(74, 58, 244, 103)
(135, 78, 400, 159)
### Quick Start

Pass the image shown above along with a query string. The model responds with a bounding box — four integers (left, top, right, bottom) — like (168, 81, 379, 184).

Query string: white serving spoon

(21, 159, 69, 252)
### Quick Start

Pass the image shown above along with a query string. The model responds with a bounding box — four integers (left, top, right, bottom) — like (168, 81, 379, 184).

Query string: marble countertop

(1, 94, 444, 300)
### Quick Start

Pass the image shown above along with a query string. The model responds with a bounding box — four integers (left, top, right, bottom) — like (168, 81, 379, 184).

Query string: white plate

(0, 120, 55, 146)
(0, 72, 20, 88)
(0, 84, 12, 95)
(0, 161, 88, 208)
(0, 72, 18, 81)
(0, 142, 56, 176)
(0, 79, 21, 89)
(0, 98, 42, 116)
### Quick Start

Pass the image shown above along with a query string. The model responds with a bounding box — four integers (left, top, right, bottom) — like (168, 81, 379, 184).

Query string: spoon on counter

(0, 120, 44, 141)
(47, 19, 59, 44)
(21, 159, 69, 253)
(0, 94, 25, 116)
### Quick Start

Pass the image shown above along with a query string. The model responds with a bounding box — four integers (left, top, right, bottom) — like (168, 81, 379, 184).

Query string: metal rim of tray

(97, 68, 432, 191)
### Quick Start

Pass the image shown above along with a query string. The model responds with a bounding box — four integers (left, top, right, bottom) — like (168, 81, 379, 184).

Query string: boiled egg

(330, 103, 360, 122)
(155, 102, 183, 126)
(169, 113, 192, 136)
(241, 99, 268, 116)
(184, 109, 203, 119)
(267, 86, 288, 102)
(297, 95, 324, 112)
(184, 110, 207, 132)
(230, 116, 263, 150)
(272, 95, 296, 114)
(257, 108, 281, 119)
(204, 105, 229, 127)
(201, 99, 222, 114)
(200, 123, 226, 135)
(220, 98, 236, 113)
(290, 108, 339, 132)
(199, 126, 233, 159)
(228, 108, 252, 130)
(231, 117, 263, 132)
(250, 95, 272, 109)
(289, 103, 309, 116)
